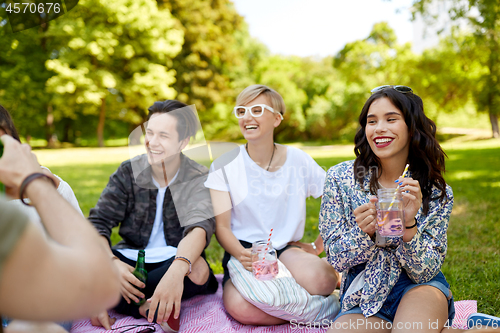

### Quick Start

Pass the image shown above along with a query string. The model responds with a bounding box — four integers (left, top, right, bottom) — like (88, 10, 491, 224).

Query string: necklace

(377, 181, 386, 189)
(246, 143, 276, 171)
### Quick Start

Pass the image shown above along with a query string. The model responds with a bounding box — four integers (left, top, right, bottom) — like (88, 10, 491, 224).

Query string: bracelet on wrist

(406, 217, 418, 229)
(174, 256, 192, 276)
(310, 242, 318, 255)
(19, 172, 57, 206)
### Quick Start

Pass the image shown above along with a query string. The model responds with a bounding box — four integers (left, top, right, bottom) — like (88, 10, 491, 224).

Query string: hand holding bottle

(113, 259, 146, 304)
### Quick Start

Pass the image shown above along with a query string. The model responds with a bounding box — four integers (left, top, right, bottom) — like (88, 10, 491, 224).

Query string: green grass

(34, 139, 500, 315)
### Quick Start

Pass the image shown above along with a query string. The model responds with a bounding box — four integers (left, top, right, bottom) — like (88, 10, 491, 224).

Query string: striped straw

(263, 228, 274, 255)
(380, 164, 409, 224)
(256, 228, 274, 275)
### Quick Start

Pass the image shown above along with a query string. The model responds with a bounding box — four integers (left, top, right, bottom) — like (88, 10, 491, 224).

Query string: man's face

(145, 113, 183, 166)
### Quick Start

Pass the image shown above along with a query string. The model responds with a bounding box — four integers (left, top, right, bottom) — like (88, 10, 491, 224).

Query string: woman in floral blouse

(319, 86, 463, 332)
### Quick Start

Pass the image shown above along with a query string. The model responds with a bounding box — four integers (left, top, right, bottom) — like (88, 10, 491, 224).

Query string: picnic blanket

(70, 275, 477, 332)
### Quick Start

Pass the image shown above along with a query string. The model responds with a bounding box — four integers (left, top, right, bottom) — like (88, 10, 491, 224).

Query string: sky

(232, 0, 415, 57)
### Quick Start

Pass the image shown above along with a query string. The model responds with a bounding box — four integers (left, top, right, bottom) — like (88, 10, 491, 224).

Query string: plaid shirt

(88, 154, 215, 250)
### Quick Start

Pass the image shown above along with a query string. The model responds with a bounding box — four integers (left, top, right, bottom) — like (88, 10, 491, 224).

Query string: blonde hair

(236, 84, 286, 116)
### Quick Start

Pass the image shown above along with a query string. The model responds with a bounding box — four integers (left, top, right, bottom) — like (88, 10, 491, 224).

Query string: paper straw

(256, 228, 273, 275)
(380, 164, 409, 224)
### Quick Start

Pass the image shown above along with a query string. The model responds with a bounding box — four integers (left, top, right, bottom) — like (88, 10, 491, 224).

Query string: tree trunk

(45, 105, 55, 148)
(97, 97, 106, 147)
(490, 112, 499, 138)
(62, 118, 72, 142)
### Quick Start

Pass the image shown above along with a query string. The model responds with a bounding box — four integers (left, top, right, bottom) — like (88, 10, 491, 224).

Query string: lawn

(33, 139, 500, 315)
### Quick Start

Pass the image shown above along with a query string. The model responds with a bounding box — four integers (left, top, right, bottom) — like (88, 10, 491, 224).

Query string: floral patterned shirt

(319, 160, 453, 317)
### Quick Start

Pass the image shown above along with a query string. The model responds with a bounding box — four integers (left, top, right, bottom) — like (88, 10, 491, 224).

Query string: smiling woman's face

(365, 97, 410, 163)
(238, 94, 281, 142)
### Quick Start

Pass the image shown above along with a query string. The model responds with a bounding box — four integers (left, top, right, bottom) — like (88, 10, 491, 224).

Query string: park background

(1, 0, 499, 315)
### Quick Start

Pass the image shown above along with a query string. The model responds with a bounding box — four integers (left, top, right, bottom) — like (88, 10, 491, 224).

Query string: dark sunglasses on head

(370, 85, 413, 94)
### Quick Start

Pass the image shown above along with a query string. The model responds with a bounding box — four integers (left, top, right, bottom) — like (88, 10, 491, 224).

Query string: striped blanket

(70, 275, 477, 332)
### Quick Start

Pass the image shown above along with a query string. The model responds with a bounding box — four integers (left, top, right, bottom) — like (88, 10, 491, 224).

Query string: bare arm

(288, 234, 324, 255)
(313, 234, 325, 254)
(147, 227, 207, 324)
(174, 227, 207, 275)
(209, 189, 252, 270)
(0, 135, 120, 321)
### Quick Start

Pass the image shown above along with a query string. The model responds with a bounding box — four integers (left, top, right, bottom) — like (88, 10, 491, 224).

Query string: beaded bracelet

(174, 256, 192, 276)
(19, 172, 57, 206)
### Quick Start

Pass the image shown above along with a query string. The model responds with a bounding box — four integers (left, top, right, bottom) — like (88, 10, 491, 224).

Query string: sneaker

(467, 312, 500, 329)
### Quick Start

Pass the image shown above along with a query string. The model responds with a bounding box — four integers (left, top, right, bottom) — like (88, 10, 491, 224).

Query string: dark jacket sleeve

(170, 172, 215, 249)
(182, 173, 215, 249)
(88, 162, 131, 246)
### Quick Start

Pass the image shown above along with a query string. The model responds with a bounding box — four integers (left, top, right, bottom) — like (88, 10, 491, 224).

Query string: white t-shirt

(117, 172, 179, 263)
(204, 145, 326, 250)
(9, 167, 84, 235)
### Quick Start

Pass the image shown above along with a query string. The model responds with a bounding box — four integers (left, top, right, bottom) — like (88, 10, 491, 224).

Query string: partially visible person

(1, 105, 65, 195)
(0, 134, 121, 333)
(0, 105, 82, 333)
(88, 100, 218, 332)
(0, 104, 82, 220)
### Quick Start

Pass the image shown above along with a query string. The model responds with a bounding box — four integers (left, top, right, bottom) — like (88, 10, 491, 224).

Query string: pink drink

(377, 209, 404, 237)
(252, 259, 279, 281)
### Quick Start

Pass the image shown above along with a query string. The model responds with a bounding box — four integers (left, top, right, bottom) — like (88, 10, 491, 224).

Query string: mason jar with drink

(376, 188, 405, 237)
(251, 240, 278, 281)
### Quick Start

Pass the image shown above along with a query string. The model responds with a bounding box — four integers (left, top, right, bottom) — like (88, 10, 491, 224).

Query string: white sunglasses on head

(233, 104, 283, 120)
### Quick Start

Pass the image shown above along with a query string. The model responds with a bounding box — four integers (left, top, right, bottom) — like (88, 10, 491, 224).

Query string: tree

(45, 0, 183, 146)
(199, 24, 270, 141)
(411, 31, 487, 124)
(412, 0, 500, 138)
(0, 3, 56, 146)
(157, 0, 247, 125)
(333, 22, 417, 135)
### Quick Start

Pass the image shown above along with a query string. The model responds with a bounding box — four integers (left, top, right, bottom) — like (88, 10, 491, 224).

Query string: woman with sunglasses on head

(205, 84, 339, 325)
(319, 86, 500, 333)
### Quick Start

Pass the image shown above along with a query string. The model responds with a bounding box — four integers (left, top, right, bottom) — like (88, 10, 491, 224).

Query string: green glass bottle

(0, 140, 4, 194)
(132, 250, 147, 306)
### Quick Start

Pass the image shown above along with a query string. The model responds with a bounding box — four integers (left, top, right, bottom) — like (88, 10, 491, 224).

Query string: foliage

(411, 0, 500, 137)
(157, 0, 247, 130)
(44, 0, 183, 146)
(330, 22, 418, 138)
(0, 5, 53, 140)
(1, 1, 495, 144)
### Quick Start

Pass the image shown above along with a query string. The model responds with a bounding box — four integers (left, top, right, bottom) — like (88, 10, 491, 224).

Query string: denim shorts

(335, 263, 455, 324)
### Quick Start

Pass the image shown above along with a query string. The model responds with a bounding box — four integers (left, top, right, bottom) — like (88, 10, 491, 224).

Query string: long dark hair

(353, 88, 447, 215)
(0, 104, 21, 142)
